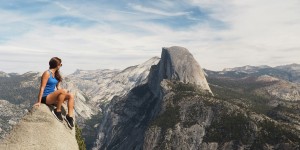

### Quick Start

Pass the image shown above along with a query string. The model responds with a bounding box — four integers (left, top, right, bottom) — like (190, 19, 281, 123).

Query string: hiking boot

(51, 109, 63, 122)
(65, 115, 74, 128)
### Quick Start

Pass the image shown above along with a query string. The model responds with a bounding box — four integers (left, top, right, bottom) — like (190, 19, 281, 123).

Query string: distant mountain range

(0, 47, 299, 149)
(218, 64, 300, 83)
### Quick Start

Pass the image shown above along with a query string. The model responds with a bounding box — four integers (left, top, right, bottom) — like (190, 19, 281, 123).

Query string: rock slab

(0, 104, 78, 150)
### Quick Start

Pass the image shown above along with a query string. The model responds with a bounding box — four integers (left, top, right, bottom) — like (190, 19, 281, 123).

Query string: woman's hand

(33, 102, 41, 107)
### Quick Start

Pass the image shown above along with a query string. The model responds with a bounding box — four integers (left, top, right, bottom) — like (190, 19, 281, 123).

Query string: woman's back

(42, 70, 58, 97)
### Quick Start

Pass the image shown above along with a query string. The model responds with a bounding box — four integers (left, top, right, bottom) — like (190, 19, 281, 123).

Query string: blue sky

(0, 0, 300, 74)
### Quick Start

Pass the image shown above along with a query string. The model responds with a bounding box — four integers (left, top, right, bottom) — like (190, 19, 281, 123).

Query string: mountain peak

(159, 46, 212, 93)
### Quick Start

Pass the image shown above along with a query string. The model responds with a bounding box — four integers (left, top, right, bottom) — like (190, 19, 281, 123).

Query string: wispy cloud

(54, 1, 71, 11)
(48, 16, 97, 27)
(129, 3, 190, 17)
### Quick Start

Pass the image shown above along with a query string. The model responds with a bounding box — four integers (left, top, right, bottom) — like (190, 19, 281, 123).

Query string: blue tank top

(42, 70, 58, 97)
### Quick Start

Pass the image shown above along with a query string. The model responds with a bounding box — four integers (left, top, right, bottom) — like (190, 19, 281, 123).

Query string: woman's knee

(58, 93, 66, 100)
(65, 93, 74, 100)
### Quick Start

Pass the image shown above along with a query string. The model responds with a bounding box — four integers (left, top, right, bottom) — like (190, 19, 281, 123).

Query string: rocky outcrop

(93, 46, 213, 149)
(160, 47, 211, 92)
(262, 80, 300, 101)
(0, 104, 78, 150)
(149, 46, 211, 94)
(254, 75, 300, 101)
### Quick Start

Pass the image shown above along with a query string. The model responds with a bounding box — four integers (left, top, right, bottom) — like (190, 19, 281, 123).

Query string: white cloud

(0, 0, 300, 74)
(185, 0, 300, 69)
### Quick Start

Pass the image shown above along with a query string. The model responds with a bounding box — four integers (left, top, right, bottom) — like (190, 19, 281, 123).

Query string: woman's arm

(34, 71, 49, 107)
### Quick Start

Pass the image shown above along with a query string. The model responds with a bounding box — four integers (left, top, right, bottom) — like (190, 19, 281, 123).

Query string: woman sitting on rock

(34, 57, 74, 128)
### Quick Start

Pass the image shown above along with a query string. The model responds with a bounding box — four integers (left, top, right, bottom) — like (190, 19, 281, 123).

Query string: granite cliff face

(157, 47, 211, 93)
(93, 46, 213, 149)
(0, 104, 78, 150)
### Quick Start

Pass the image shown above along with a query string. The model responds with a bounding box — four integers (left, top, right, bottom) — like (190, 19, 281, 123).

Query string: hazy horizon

(1, 0, 299, 74)
(1, 58, 299, 76)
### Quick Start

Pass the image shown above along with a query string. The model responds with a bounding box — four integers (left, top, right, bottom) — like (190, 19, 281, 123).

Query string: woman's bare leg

(45, 89, 67, 106)
(56, 94, 66, 112)
(65, 93, 74, 117)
